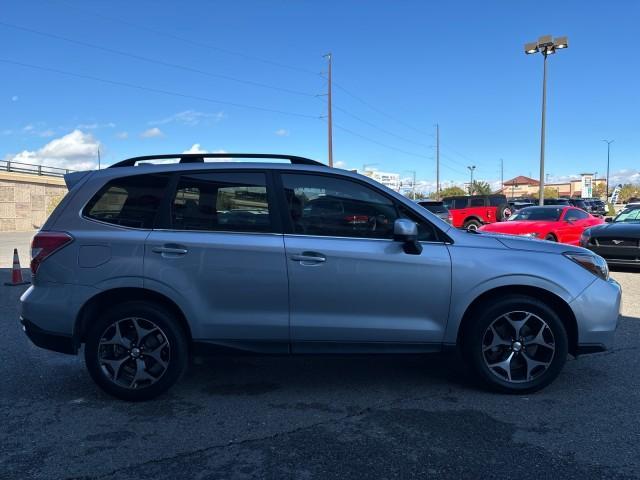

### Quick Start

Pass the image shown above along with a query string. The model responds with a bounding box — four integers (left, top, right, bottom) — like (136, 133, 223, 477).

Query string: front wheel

(84, 301, 189, 401)
(544, 234, 557, 242)
(462, 295, 568, 394)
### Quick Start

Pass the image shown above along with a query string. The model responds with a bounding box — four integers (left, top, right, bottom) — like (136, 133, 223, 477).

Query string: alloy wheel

(481, 310, 555, 383)
(98, 317, 171, 389)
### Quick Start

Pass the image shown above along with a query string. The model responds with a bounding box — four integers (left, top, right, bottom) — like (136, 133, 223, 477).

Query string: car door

(278, 172, 452, 352)
(558, 208, 590, 244)
(144, 170, 289, 349)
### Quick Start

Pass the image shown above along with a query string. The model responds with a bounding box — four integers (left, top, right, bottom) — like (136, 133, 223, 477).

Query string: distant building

(501, 174, 606, 199)
(361, 170, 401, 191)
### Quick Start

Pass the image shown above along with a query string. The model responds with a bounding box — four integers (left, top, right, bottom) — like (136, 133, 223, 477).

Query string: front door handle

(152, 245, 188, 255)
(290, 252, 326, 264)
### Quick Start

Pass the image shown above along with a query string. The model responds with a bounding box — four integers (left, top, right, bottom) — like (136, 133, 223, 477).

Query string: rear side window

(171, 172, 273, 232)
(84, 174, 169, 228)
(488, 196, 506, 206)
(469, 198, 485, 207)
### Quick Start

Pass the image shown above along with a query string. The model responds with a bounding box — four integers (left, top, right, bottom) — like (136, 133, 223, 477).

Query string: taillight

(31, 231, 73, 275)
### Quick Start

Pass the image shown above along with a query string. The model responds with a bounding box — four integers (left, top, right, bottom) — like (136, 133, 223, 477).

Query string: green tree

(531, 186, 560, 199)
(430, 185, 466, 199)
(593, 183, 606, 199)
(618, 183, 640, 203)
(470, 180, 491, 195)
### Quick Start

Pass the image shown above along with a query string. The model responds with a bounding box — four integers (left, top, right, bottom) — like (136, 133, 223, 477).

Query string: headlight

(518, 232, 539, 238)
(563, 252, 609, 280)
(580, 231, 590, 246)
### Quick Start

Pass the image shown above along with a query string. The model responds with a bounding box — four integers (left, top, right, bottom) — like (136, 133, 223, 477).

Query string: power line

(0, 59, 321, 120)
(0, 21, 316, 98)
(53, 0, 319, 76)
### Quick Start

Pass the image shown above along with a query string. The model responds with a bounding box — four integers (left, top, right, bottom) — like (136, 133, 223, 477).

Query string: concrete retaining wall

(0, 171, 67, 232)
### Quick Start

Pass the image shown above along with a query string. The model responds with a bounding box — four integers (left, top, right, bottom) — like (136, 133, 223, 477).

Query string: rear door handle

(290, 252, 326, 264)
(152, 245, 188, 255)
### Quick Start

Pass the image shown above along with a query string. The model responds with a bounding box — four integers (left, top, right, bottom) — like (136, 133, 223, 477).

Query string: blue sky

(1, 0, 639, 190)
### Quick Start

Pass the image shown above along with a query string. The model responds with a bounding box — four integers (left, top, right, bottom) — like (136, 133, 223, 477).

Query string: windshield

(614, 207, 640, 223)
(508, 207, 563, 221)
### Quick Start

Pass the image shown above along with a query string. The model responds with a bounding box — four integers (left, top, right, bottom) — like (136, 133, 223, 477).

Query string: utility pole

(412, 170, 416, 200)
(602, 140, 614, 199)
(97, 147, 101, 170)
(436, 124, 440, 200)
(500, 158, 504, 193)
(324, 52, 333, 168)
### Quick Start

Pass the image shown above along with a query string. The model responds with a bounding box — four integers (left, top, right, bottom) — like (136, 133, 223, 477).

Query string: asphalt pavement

(0, 231, 639, 479)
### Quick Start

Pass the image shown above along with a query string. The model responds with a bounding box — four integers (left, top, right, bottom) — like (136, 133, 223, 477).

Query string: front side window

(281, 174, 438, 241)
(171, 172, 272, 232)
(282, 174, 396, 239)
(564, 209, 589, 221)
(84, 174, 169, 228)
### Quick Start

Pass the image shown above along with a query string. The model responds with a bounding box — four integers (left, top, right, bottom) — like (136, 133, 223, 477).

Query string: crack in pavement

(64, 389, 448, 480)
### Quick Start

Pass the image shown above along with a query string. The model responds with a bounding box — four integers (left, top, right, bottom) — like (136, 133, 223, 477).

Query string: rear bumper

(20, 317, 77, 354)
(570, 277, 622, 353)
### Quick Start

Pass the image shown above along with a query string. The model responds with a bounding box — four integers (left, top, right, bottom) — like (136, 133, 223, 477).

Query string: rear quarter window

(84, 174, 169, 228)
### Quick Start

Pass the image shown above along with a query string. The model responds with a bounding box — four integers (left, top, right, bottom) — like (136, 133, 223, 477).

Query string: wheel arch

(456, 285, 578, 356)
(463, 216, 483, 226)
(74, 287, 193, 347)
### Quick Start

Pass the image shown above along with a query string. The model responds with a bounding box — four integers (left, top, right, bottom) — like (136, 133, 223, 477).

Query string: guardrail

(0, 160, 73, 177)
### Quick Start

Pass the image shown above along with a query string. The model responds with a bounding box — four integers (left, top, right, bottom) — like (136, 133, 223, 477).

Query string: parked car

(478, 205, 604, 244)
(543, 198, 571, 206)
(21, 153, 621, 400)
(417, 200, 452, 224)
(508, 201, 535, 213)
(580, 204, 640, 268)
(442, 194, 511, 230)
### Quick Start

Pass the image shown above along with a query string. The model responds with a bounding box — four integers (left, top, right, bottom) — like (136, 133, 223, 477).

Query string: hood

(480, 232, 584, 255)
(586, 222, 640, 237)
(480, 220, 557, 233)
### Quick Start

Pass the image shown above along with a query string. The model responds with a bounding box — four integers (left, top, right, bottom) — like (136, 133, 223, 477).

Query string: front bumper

(20, 317, 77, 354)
(570, 277, 622, 354)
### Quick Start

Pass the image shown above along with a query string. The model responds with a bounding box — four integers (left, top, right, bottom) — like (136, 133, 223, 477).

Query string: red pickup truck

(442, 194, 512, 230)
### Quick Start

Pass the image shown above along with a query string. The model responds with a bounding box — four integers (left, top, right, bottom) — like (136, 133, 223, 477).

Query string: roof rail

(108, 153, 326, 168)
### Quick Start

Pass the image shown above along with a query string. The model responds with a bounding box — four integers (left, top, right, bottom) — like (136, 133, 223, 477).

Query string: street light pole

(602, 140, 614, 200)
(467, 165, 476, 195)
(524, 35, 568, 206)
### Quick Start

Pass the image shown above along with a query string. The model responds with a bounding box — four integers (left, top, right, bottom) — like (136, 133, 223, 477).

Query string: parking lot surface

(1, 232, 639, 479)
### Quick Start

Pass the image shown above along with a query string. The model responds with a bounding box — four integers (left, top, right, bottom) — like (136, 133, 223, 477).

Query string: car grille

(593, 237, 640, 247)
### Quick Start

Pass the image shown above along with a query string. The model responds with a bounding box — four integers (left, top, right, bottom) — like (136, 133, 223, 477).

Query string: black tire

(463, 219, 482, 231)
(84, 301, 189, 401)
(496, 204, 512, 221)
(461, 294, 568, 394)
(544, 234, 557, 242)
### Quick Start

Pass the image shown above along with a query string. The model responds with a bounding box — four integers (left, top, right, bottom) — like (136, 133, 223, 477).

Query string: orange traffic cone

(5, 248, 30, 286)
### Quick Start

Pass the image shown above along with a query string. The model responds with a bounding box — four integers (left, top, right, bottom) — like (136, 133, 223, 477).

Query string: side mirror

(605, 217, 613, 223)
(393, 219, 422, 255)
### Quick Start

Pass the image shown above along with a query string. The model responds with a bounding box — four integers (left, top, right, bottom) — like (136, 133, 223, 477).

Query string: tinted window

(453, 198, 468, 209)
(509, 207, 563, 221)
(564, 209, 589, 221)
(85, 174, 169, 228)
(469, 198, 485, 207)
(172, 172, 272, 232)
(282, 174, 397, 239)
(488, 196, 506, 206)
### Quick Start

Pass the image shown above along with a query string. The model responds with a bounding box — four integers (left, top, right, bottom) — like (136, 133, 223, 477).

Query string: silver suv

(20, 154, 621, 400)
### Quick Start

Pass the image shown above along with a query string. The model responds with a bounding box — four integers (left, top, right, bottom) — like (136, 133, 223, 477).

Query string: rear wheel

(463, 219, 482, 231)
(462, 295, 568, 393)
(84, 301, 188, 401)
(496, 204, 512, 221)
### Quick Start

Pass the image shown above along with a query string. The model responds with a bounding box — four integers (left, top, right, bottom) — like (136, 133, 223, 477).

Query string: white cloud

(334, 160, 347, 169)
(22, 124, 34, 133)
(115, 131, 129, 140)
(150, 110, 225, 126)
(11, 95, 18, 102)
(76, 122, 116, 130)
(141, 127, 163, 138)
(274, 128, 289, 137)
(182, 143, 208, 154)
(3, 130, 99, 171)
(39, 129, 55, 138)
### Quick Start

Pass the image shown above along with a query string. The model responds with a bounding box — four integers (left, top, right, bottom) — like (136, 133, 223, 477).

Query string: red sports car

(478, 205, 604, 245)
